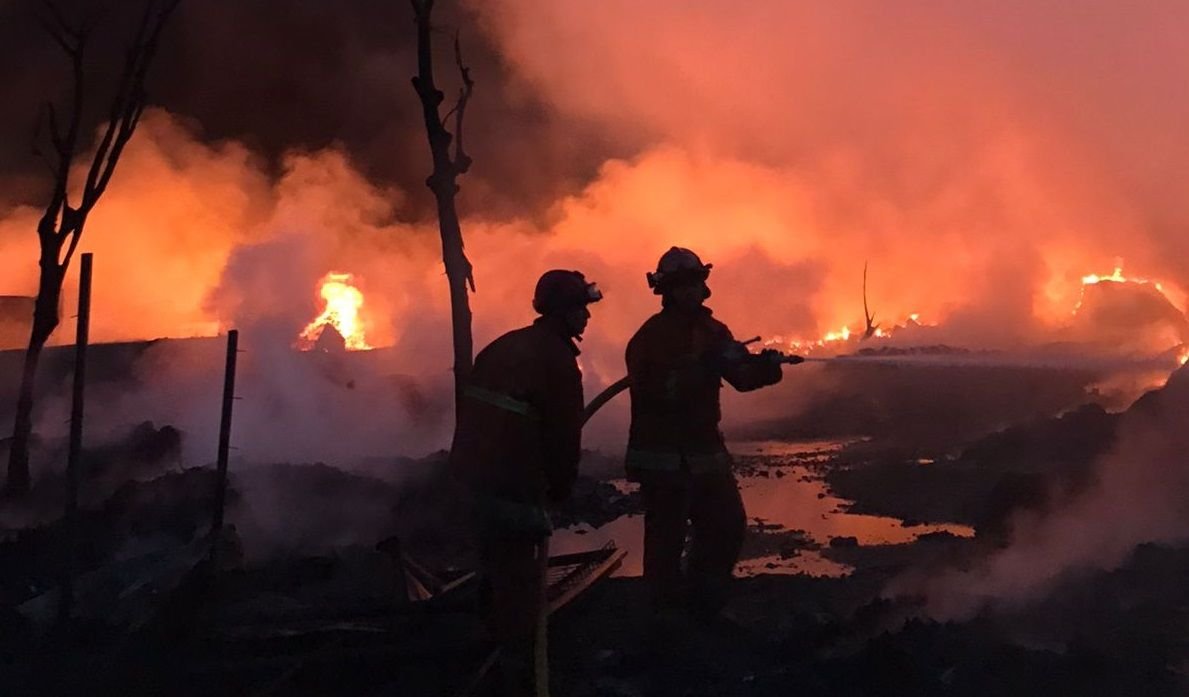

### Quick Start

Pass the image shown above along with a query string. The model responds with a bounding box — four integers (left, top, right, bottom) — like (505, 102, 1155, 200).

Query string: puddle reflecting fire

(553, 440, 974, 578)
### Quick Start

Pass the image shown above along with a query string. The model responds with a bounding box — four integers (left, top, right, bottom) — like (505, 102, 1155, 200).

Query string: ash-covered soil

(550, 549, 1188, 697)
(5, 368, 1189, 695)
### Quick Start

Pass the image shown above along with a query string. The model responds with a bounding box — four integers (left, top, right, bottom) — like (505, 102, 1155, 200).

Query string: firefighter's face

(563, 305, 591, 337)
(666, 280, 709, 310)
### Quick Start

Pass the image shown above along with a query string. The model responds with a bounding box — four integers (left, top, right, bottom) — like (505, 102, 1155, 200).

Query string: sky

(1, 0, 1187, 354)
(3, 0, 1189, 603)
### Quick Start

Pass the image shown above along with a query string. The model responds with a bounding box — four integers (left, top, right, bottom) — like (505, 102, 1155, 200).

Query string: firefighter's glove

(759, 348, 787, 365)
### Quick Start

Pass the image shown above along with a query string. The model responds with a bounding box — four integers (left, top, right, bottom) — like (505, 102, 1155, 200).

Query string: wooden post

(209, 329, 238, 557)
(59, 252, 92, 624)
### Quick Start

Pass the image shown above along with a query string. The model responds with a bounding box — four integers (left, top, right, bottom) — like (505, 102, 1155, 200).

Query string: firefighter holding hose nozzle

(625, 247, 794, 632)
(450, 269, 602, 697)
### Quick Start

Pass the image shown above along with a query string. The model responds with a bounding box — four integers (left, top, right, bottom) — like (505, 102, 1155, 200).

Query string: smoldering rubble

(3, 358, 1189, 694)
(5, 1, 1189, 694)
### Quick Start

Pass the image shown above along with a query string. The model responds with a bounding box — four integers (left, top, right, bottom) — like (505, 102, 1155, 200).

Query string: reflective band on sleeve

(463, 385, 540, 420)
(625, 449, 732, 473)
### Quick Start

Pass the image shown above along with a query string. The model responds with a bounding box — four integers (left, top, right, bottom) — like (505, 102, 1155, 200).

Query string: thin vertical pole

(59, 252, 92, 623)
(210, 329, 238, 552)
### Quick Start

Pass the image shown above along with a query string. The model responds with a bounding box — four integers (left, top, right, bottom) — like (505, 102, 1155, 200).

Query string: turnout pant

(478, 529, 551, 697)
(640, 470, 746, 616)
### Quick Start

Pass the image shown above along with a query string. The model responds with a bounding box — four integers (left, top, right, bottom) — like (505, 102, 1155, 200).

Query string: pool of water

(552, 440, 973, 578)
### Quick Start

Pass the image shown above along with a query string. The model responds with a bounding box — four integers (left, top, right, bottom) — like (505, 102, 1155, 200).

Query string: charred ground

(2, 348, 1189, 694)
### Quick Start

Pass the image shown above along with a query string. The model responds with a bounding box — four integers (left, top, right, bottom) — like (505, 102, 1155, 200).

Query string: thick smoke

(0, 0, 615, 219)
(471, 0, 1189, 328)
(0, 111, 272, 342)
(892, 368, 1189, 620)
(3, 1, 1189, 468)
(5, 1, 1189, 345)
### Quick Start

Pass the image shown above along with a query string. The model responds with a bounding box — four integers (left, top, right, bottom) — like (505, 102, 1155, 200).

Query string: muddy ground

(4, 366, 1189, 695)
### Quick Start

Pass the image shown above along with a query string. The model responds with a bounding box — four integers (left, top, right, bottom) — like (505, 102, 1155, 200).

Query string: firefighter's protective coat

(625, 305, 782, 478)
(451, 316, 584, 531)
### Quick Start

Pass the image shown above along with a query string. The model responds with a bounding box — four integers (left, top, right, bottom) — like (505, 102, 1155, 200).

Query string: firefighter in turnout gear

(450, 269, 602, 697)
(626, 247, 785, 623)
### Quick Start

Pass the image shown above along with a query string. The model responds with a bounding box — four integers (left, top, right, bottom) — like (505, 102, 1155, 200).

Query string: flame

(1073, 261, 1186, 316)
(773, 261, 1184, 359)
(777, 311, 932, 355)
(822, 325, 851, 343)
(297, 272, 372, 351)
(1080, 266, 1128, 286)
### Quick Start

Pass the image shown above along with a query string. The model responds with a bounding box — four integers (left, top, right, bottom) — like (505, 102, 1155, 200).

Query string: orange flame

(1073, 261, 1185, 316)
(297, 272, 372, 351)
(1080, 266, 1129, 286)
(774, 312, 932, 355)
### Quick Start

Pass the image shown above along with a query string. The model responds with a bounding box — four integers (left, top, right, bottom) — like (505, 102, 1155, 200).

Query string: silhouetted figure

(450, 270, 602, 696)
(626, 248, 784, 629)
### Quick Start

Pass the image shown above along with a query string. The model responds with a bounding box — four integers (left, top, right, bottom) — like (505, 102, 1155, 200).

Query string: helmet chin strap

(661, 286, 710, 310)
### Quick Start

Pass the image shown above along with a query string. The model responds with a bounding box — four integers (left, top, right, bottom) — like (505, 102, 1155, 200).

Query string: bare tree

(410, 0, 476, 421)
(862, 261, 879, 340)
(5, 0, 182, 496)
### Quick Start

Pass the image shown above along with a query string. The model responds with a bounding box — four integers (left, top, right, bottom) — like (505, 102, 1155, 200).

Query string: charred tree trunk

(433, 194, 474, 395)
(5, 0, 180, 496)
(7, 253, 64, 494)
(410, 0, 476, 418)
(862, 261, 879, 341)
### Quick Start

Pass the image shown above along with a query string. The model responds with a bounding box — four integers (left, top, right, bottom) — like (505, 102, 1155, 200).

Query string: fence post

(58, 252, 92, 624)
(209, 329, 238, 562)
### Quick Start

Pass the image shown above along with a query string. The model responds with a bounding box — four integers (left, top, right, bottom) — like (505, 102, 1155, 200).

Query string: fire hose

(581, 337, 805, 424)
(581, 342, 1184, 423)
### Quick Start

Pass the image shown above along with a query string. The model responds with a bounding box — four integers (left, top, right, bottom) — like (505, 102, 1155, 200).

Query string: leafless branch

(60, 214, 85, 268)
(32, 0, 182, 254)
(450, 31, 474, 175)
(30, 144, 57, 178)
(45, 103, 66, 157)
(38, 15, 87, 239)
(37, 0, 80, 54)
(862, 261, 878, 340)
(35, 102, 66, 161)
(409, 0, 478, 389)
(82, 2, 151, 210)
(11, 0, 180, 496)
(81, 0, 180, 214)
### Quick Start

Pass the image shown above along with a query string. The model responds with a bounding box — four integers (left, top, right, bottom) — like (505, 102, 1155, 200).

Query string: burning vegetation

(4, 0, 1189, 695)
(295, 272, 372, 352)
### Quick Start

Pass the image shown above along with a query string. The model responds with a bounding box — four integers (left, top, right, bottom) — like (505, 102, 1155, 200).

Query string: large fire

(1074, 263, 1186, 316)
(771, 313, 933, 355)
(766, 260, 1188, 361)
(297, 272, 372, 351)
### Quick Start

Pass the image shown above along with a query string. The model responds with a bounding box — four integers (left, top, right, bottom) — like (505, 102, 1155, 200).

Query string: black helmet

(532, 270, 603, 316)
(646, 247, 712, 294)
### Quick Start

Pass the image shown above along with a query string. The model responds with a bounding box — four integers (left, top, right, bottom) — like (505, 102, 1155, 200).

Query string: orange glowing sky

(1, 1, 1188, 379)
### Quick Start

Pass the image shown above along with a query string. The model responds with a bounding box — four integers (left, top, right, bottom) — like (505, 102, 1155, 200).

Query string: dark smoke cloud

(0, 0, 625, 220)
